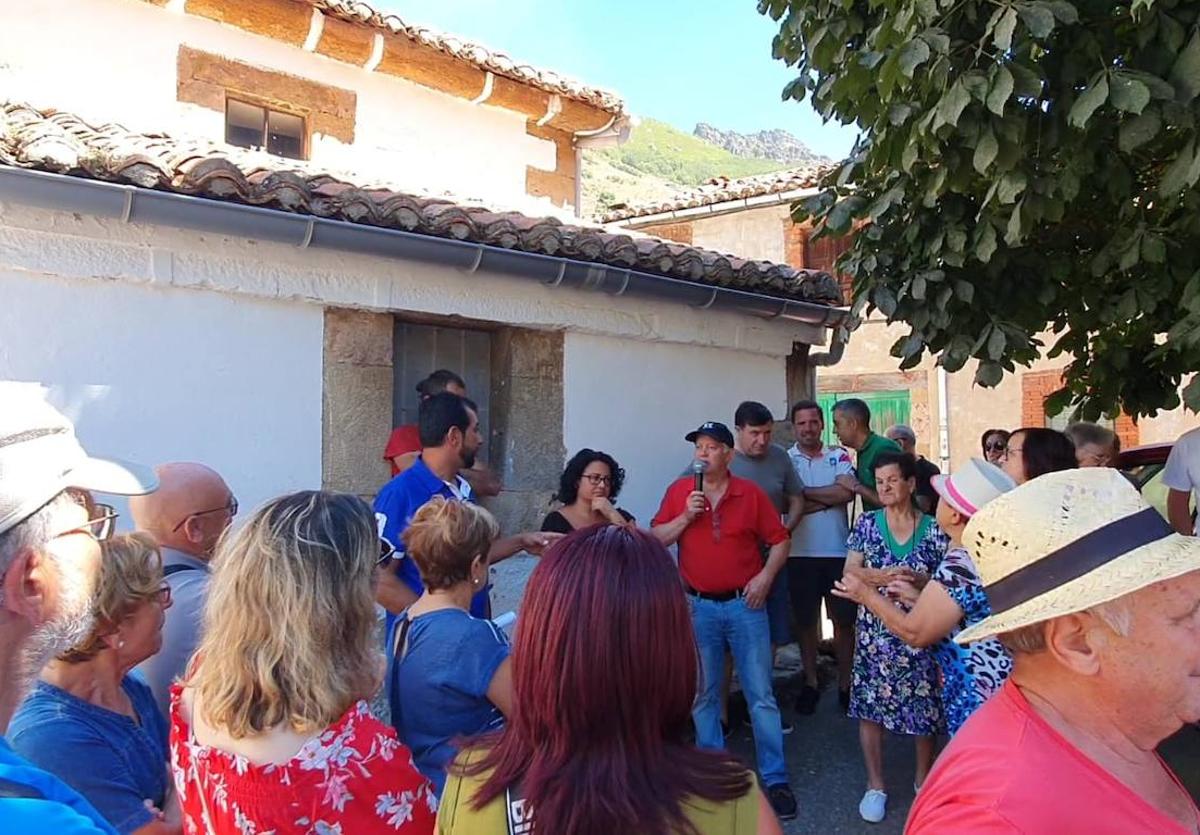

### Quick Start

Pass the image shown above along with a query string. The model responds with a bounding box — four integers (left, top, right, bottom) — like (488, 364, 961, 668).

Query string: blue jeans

(689, 595, 789, 786)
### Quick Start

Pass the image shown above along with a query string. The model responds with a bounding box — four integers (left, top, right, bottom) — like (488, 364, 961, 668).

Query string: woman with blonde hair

(389, 498, 510, 796)
(9, 531, 177, 834)
(170, 490, 435, 834)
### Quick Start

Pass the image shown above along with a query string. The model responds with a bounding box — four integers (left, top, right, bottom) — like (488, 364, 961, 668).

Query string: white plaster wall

(0, 0, 555, 209)
(0, 269, 324, 524)
(687, 205, 792, 263)
(0, 203, 822, 358)
(562, 332, 788, 523)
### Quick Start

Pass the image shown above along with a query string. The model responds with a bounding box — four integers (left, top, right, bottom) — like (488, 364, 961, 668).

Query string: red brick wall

(1020, 369, 1139, 448)
(638, 222, 693, 245)
(787, 221, 853, 300)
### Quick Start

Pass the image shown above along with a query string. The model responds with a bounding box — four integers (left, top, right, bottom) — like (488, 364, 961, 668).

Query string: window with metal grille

(224, 99, 306, 160)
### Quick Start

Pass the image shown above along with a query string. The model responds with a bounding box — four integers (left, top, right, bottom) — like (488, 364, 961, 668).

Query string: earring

(117, 639, 125, 650)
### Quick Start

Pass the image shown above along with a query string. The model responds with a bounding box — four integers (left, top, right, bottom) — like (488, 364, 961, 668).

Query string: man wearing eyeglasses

(131, 462, 236, 715)
(0, 384, 156, 833)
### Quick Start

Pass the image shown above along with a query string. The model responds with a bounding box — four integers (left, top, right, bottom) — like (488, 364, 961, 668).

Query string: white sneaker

(859, 789, 888, 823)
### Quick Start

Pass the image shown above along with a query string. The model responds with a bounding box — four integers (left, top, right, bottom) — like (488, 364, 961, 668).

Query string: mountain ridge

(693, 122, 829, 165)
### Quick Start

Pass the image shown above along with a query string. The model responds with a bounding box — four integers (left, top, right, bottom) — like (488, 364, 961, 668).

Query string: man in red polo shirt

(652, 421, 797, 822)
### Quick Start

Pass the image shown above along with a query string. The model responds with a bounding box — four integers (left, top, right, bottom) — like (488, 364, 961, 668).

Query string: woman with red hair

(436, 524, 783, 834)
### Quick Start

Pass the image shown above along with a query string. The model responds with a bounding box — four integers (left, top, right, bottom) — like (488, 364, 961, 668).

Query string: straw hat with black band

(955, 467, 1200, 645)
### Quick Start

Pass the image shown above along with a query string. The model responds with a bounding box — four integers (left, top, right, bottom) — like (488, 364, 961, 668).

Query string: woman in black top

(541, 449, 635, 533)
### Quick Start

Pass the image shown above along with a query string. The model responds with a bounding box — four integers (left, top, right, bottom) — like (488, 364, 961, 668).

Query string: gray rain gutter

(0, 167, 847, 328)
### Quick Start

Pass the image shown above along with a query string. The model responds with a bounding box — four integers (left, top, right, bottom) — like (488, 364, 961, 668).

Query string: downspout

(937, 367, 951, 471)
(811, 322, 850, 366)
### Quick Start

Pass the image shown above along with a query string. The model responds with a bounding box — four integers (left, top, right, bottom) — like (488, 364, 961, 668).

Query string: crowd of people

(1, 374, 1199, 834)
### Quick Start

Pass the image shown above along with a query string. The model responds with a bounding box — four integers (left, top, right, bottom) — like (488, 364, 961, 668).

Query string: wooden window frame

(223, 95, 310, 160)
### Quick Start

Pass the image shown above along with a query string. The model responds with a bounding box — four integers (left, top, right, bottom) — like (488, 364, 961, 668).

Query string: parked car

(1119, 442, 1194, 524)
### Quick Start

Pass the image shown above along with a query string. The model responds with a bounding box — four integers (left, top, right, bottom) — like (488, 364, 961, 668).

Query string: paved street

(729, 648, 1200, 834)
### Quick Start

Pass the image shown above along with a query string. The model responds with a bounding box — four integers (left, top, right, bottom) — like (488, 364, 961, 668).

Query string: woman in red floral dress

(169, 490, 436, 834)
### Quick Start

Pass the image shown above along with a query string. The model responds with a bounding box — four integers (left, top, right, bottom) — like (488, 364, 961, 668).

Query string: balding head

(130, 463, 234, 559)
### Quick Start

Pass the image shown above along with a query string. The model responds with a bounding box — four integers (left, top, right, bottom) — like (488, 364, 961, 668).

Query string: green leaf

(1043, 0, 1078, 23)
(1109, 75, 1151, 114)
(987, 66, 1015, 115)
(987, 326, 1007, 360)
(974, 129, 999, 173)
(898, 38, 932, 78)
(1118, 108, 1162, 152)
(954, 280, 975, 303)
(1068, 74, 1109, 128)
(911, 275, 927, 299)
(997, 170, 1027, 203)
(1017, 3, 1056, 38)
(1170, 32, 1200, 103)
(992, 7, 1018, 52)
(975, 222, 998, 262)
(1159, 138, 1197, 196)
(1004, 199, 1024, 244)
(1142, 234, 1167, 263)
(975, 361, 1004, 387)
(873, 286, 899, 317)
(935, 81, 971, 130)
(826, 195, 866, 234)
(1009, 63, 1044, 98)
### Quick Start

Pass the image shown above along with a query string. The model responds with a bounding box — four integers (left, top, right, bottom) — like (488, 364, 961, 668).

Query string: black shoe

(795, 684, 820, 715)
(767, 783, 798, 821)
(839, 688, 851, 712)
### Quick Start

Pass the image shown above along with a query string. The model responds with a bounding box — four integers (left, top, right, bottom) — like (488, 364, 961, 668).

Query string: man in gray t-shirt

(730, 402, 805, 653)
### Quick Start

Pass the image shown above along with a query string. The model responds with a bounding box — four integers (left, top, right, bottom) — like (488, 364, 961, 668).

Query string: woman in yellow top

(437, 524, 784, 835)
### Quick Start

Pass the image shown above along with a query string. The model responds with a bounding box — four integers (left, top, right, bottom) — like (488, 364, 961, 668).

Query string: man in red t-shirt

(382, 370, 500, 497)
(907, 469, 1200, 834)
(652, 421, 796, 822)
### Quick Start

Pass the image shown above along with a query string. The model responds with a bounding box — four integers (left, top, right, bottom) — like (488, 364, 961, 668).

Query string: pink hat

(932, 458, 1016, 517)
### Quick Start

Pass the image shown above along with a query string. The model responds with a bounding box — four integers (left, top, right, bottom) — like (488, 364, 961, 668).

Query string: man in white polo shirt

(787, 399, 858, 715)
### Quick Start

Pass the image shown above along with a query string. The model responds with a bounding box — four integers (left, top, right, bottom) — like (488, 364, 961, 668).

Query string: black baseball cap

(685, 421, 735, 448)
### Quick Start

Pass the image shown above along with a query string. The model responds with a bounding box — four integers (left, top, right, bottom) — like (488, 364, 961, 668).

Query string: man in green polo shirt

(832, 398, 901, 511)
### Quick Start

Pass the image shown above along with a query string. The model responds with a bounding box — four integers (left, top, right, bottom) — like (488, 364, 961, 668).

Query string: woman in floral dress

(170, 491, 436, 834)
(839, 452, 948, 825)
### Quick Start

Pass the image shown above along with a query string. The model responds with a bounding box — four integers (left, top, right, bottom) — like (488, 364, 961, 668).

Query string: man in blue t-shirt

(374, 392, 560, 617)
(0, 386, 157, 833)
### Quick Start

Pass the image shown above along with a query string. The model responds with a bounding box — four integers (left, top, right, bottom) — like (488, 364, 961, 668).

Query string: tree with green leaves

(762, 0, 1200, 419)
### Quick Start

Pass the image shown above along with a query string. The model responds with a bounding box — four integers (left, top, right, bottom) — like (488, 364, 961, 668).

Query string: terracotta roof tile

(600, 164, 830, 223)
(307, 0, 625, 117)
(0, 102, 840, 307)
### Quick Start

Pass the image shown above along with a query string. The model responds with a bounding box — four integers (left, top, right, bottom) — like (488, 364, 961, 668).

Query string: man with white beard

(0, 385, 156, 832)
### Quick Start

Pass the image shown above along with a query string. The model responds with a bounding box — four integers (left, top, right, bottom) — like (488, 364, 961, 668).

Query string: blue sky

(389, 1, 857, 159)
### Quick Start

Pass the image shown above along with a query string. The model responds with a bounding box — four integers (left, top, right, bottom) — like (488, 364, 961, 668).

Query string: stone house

(603, 169, 1193, 469)
(0, 0, 847, 560)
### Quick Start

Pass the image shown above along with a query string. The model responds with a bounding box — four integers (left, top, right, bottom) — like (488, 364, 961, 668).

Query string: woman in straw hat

(834, 459, 1017, 735)
(841, 452, 950, 824)
(907, 468, 1200, 834)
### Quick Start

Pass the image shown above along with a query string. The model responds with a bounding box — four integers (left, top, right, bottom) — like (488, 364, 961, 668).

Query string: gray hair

(1064, 422, 1117, 451)
(997, 598, 1133, 655)
(832, 398, 871, 427)
(886, 424, 917, 444)
(0, 493, 76, 595)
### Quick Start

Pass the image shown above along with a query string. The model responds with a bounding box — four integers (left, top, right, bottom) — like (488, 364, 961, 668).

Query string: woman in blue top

(9, 532, 176, 835)
(388, 498, 512, 796)
(834, 458, 1019, 735)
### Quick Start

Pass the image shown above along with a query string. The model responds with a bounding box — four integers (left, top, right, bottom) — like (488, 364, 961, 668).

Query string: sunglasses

(377, 537, 397, 566)
(53, 503, 119, 543)
(172, 497, 239, 533)
(984, 441, 1007, 452)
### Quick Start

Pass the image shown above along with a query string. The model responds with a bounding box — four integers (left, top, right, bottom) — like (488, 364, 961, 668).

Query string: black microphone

(691, 459, 708, 492)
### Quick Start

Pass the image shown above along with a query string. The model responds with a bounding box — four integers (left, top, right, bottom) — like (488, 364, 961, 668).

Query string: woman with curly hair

(540, 449, 634, 534)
